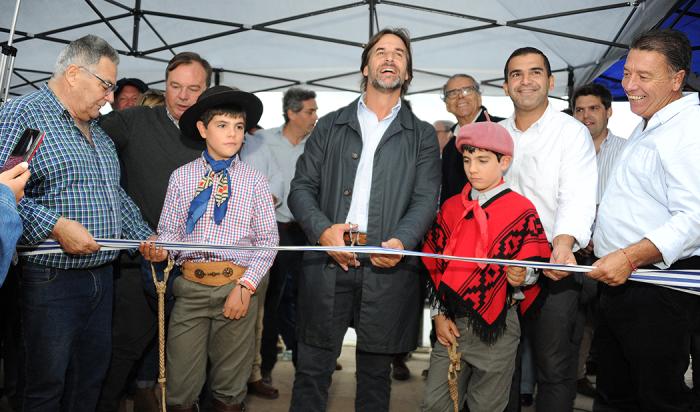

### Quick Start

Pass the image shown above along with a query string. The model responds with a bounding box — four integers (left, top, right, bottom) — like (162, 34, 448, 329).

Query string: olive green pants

(423, 306, 520, 412)
(166, 276, 258, 407)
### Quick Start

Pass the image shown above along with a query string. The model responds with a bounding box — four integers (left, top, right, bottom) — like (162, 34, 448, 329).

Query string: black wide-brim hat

(179, 85, 263, 140)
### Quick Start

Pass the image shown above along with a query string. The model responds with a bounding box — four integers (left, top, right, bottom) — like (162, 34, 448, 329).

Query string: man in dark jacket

(96, 52, 210, 412)
(288, 28, 441, 412)
(439, 74, 503, 205)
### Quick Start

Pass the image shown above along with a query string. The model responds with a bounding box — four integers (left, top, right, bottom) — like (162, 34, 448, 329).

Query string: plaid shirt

(158, 155, 278, 290)
(0, 84, 152, 269)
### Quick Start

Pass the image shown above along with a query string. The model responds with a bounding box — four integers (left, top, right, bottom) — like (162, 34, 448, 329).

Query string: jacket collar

(336, 96, 416, 135)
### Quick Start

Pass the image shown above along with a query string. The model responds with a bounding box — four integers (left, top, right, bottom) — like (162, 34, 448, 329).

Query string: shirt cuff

(643, 229, 679, 269)
(239, 278, 257, 294)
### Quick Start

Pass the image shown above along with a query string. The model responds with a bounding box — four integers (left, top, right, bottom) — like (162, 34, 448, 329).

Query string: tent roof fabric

(595, 0, 700, 100)
(0, 0, 678, 97)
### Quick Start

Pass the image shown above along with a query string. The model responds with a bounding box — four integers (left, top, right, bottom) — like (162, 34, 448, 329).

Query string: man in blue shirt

(0, 35, 152, 412)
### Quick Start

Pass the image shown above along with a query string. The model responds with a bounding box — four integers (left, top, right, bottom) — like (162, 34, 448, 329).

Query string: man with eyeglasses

(0, 35, 153, 412)
(440, 74, 503, 205)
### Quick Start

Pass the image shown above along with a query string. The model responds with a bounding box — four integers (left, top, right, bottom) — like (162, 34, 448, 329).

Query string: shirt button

(328, 263, 336, 269)
(351, 152, 359, 160)
(343, 189, 352, 196)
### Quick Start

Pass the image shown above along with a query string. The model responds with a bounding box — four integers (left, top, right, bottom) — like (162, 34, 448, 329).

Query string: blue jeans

(20, 261, 113, 412)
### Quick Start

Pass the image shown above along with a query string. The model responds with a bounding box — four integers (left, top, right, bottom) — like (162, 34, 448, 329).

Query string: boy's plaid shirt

(0, 84, 152, 269)
(157, 155, 279, 290)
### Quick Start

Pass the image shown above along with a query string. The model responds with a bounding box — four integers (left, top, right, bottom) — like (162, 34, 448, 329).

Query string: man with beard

(288, 28, 440, 411)
(501, 47, 597, 412)
(96, 52, 211, 412)
(440, 74, 503, 205)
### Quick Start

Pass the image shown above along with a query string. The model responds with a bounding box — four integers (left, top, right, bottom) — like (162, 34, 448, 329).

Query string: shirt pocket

(623, 144, 665, 202)
(519, 152, 557, 197)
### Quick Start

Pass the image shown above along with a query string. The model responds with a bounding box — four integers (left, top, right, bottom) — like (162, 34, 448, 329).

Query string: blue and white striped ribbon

(16, 238, 700, 295)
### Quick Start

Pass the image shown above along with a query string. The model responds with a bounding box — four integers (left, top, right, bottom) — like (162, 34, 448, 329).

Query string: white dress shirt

(346, 96, 401, 232)
(594, 93, 700, 268)
(502, 103, 597, 249)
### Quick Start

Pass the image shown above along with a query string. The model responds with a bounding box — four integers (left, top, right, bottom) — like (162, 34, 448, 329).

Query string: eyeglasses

(443, 86, 479, 101)
(79, 66, 116, 95)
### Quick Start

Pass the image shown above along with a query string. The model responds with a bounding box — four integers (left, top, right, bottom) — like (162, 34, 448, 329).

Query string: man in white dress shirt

(501, 47, 598, 412)
(589, 29, 700, 412)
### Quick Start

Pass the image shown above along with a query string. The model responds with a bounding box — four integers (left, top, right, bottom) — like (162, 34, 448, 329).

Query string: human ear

(196, 120, 207, 140)
(500, 155, 513, 172)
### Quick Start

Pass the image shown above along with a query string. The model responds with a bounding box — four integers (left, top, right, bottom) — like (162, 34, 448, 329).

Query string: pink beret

(455, 122, 514, 157)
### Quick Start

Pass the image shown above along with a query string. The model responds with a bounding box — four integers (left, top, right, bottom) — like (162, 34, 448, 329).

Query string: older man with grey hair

(432, 119, 455, 154)
(258, 86, 319, 387)
(439, 74, 503, 205)
(0, 35, 152, 412)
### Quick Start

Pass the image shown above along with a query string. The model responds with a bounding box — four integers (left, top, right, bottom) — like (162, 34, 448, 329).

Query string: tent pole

(132, 0, 141, 52)
(567, 66, 575, 105)
(1, 0, 22, 106)
(368, 0, 375, 39)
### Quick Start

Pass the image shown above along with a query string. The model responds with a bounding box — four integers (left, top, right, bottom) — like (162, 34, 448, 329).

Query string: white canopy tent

(0, 0, 678, 100)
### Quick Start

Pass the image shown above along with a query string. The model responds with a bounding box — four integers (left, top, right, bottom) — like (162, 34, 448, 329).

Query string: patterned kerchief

(186, 150, 233, 233)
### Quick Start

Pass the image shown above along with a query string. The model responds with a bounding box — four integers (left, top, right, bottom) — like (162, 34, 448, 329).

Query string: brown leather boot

(212, 398, 245, 412)
(133, 387, 159, 412)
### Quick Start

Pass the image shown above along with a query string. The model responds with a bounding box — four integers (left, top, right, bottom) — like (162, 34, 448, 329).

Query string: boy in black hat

(140, 86, 279, 411)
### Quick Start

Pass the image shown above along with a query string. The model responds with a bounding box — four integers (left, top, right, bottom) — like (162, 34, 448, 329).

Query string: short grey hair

(441, 74, 481, 97)
(282, 87, 316, 124)
(54, 35, 119, 76)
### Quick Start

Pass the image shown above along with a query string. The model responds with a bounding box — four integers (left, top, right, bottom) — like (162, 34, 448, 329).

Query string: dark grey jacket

(288, 98, 441, 353)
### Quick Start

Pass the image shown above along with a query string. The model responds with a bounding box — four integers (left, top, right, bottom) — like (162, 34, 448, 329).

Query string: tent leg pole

(1, 0, 22, 105)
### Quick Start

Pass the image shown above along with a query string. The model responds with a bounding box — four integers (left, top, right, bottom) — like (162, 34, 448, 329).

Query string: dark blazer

(288, 98, 441, 353)
(440, 107, 504, 205)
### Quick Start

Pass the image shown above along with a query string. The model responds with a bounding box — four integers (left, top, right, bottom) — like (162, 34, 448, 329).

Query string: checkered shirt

(0, 84, 152, 269)
(157, 155, 279, 290)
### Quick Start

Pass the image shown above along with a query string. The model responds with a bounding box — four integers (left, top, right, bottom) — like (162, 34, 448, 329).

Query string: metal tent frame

(0, 0, 677, 99)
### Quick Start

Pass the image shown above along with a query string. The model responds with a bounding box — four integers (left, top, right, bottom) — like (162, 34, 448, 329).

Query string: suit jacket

(288, 98, 441, 353)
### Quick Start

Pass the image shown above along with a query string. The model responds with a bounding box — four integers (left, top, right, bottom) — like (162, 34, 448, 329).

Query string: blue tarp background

(596, 0, 700, 100)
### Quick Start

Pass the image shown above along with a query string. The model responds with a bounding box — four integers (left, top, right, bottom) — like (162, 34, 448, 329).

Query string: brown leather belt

(182, 261, 246, 287)
(342, 232, 367, 246)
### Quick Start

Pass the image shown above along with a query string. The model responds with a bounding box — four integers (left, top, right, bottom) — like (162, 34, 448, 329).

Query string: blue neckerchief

(185, 150, 234, 234)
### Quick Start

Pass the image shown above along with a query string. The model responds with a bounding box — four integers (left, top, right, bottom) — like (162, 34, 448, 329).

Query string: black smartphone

(1, 128, 45, 172)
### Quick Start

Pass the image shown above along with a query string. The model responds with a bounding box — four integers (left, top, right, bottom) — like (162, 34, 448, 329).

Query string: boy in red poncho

(421, 122, 551, 412)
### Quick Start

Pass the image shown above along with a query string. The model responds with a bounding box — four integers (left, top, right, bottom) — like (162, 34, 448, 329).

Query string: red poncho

(422, 183, 551, 344)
